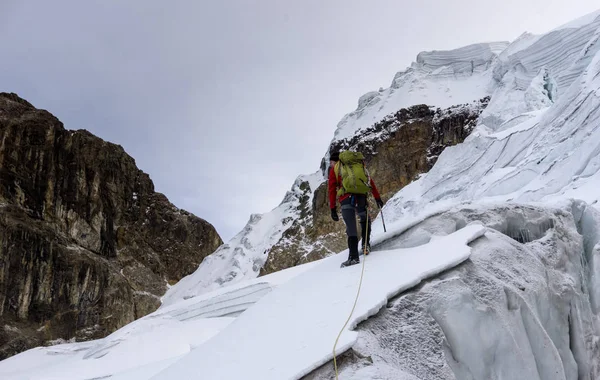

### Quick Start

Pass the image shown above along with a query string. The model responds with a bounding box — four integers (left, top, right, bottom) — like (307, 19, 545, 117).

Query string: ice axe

(379, 203, 387, 233)
(368, 192, 387, 233)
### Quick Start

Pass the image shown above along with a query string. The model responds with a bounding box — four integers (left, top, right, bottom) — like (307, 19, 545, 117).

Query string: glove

(376, 198, 384, 208)
(331, 208, 339, 221)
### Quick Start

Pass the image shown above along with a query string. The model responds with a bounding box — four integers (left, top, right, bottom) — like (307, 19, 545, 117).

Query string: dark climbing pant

(340, 194, 369, 237)
(341, 194, 372, 261)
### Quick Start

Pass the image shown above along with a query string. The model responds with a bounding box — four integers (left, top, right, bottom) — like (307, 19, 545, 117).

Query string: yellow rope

(332, 208, 369, 379)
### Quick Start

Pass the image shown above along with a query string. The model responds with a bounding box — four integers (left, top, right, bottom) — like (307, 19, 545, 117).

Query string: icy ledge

(150, 224, 486, 380)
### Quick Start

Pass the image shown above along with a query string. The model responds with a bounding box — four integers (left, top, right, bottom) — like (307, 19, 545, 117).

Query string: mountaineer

(328, 150, 384, 268)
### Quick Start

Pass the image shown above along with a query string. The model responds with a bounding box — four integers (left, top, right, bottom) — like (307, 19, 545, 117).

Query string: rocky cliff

(0, 93, 222, 359)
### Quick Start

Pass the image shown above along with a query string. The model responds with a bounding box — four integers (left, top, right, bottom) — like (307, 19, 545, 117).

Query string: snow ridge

(161, 171, 324, 305)
(333, 41, 509, 141)
(383, 12, 600, 231)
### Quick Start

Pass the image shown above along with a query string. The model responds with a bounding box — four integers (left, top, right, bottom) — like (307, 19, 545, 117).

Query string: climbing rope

(332, 203, 370, 379)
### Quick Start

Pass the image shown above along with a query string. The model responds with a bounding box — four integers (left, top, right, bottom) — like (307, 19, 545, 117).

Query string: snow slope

(0, 260, 321, 380)
(161, 171, 324, 306)
(307, 202, 600, 379)
(151, 224, 485, 380)
(383, 11, 600, 229)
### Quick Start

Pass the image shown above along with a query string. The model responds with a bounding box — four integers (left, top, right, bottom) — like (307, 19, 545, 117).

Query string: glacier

(2, 8, 600, 380)
(2, 203, 598, 379)
(307, 203, 600, 380)
(383, 10, 600, 229)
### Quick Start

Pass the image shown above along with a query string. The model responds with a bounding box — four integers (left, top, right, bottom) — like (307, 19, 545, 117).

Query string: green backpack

(334, 151, 371, 196)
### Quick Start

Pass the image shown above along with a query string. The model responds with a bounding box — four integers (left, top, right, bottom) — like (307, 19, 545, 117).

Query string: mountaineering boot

(361, 243, 371, 256)
(340, 257, 360, 268)
(341, 236, 360, 268)
(360, 220, 371, 255)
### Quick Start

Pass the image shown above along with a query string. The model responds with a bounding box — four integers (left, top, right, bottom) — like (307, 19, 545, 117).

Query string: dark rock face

(325, 99, 488, 200)
(260, 99, 488, 275)
(0, 93, 222, 359)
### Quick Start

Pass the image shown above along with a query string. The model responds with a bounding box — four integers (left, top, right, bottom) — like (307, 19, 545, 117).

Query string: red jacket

(328, 165, 381, 209)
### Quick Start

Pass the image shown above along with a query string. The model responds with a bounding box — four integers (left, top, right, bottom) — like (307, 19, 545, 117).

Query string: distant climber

(328, 150, 384, 268)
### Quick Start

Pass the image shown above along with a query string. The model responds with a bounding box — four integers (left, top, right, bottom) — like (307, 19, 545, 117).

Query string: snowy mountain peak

(333, 41, 509, 141)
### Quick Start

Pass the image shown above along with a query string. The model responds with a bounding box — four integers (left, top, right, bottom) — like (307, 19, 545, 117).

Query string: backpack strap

(334, 161, 346, 197)
(333, 161, 340, 178)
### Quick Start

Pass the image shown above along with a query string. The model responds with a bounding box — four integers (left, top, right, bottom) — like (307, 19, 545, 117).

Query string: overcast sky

(1, 1, 599, 241)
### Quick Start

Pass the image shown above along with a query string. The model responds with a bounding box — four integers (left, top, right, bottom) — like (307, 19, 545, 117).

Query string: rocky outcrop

(260, 99, 487, 275)
(0, 93, 222, 359)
